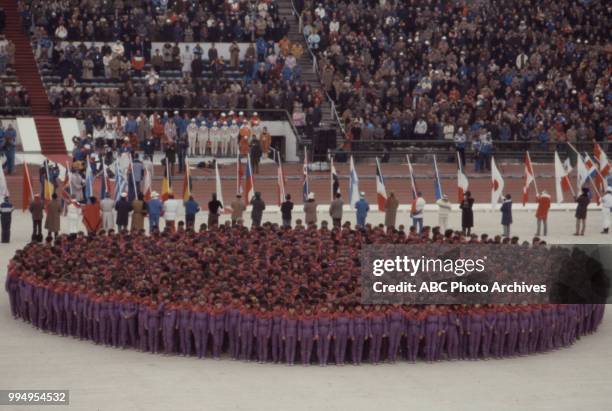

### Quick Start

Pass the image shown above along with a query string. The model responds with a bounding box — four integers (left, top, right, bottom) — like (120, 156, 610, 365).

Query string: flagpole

(24, 160, 34, 200)
(236, 152, 240, 195)
(433, 154, 443, 198)
(330, 156, 334, 203)
(166, 156, 171, 194)
(406, 154, 417, 198)
(526, 151, 539, 196)
(130, 153, 138, 197)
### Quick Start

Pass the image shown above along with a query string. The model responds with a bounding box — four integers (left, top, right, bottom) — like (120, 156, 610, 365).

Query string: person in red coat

(535, 191, 551, 237)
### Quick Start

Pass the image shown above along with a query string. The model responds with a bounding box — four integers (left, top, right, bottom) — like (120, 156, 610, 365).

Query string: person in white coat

(601, 187, 612, 234)
(163, 193, 181, 232)
(220, 121, 231, 156)
(100, 193, 115, 231)
(197, 122, 209, 156)
(411, 192, 426, 233)
(229, 121, 240, 156)
(66, 196, 82, 233)
(435, 194, 452, 232)
(186, 119, 198, 157)
(209, 122, 220, 156)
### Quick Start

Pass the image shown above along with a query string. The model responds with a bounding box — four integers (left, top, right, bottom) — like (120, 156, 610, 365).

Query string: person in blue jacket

(354, 192, 370, 228)
(146, 191, 163, 232)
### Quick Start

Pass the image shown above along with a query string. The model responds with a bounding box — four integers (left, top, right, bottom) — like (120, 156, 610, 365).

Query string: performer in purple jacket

(506, 309, 519, 356)
(518, 307, 532, 355)
(178, 303, 193, 356)
(424, 306, 440, 362)
(255, 305, 272, 363)
(192, 301, 210, 359)
(529, 306, 542, 354)
(239, 304, 256, 361)
(332, 304, 350, 365)
(162, 303, 178, 354)
(467, 306, 484, 360)
(138, 303, 149, 351)
(271, 304, 284, 363)
(368, 305, 386, 365)
(281, 306, 298, 365)
(109, 294, 121, 347)
(298, 307, 316, 365)
(146, 303, 162, 354)
(119, 293, 138, 348)
(386, 306, 405, 363)
(315, 305, 333, 366)
(482, 308, 496, 358)
(225, 300, 241, 360)
(446, 308, 461, 360)
(209, 301, 226, 359)
(350, 305, 367, 365)
(493, 307, 509, 358)
(540, 305, 554, 351)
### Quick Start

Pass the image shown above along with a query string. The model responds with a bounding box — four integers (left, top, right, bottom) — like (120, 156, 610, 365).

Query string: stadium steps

(278, 0, 339, 139)
(0, 0, 67, 154)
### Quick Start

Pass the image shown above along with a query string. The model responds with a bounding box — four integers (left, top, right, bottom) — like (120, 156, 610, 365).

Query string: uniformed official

(0, 196, 13, 243)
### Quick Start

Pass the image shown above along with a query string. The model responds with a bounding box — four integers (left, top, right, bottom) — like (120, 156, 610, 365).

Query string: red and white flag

(554, 151, 573, 203)
(594, 143, 610, 178)
(236, 153, 244, 196)
(215, 160, 224, 211)
(522, 151, 537, 205)
(22, 160, 34, 211)
(142, 167, 152, 201)
(244, 153, 255, 205)
(375, 157, 387, 211)
(457, 152, 469, 203)
(491, 156, 504, 207)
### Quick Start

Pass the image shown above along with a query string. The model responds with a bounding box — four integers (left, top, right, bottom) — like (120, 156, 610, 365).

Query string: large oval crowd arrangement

(5, 223, 606, 365)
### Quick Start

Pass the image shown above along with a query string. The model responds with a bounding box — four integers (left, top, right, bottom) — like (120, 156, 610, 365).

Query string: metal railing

(0, 106, 32, 116)
(329, 140, 610, 162)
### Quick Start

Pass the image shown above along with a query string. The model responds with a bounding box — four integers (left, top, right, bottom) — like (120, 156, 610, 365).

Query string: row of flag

(13, 142, 611, 213)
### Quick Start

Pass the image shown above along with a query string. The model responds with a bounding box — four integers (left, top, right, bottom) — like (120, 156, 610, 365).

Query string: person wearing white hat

(66, 195, 83, 234)
(601, 187, 612, 234)
(147, 191, 163, 232)
(228, 119, 240, 156)
(220, 121, 231, 156)
(304, 192, 317, 226)
(115, 192, 133, 231)
(197, 120, 210, 156)
(187, 118, 199, 157)
(100, 192, 115, 231)
(435, 194, 451, 232)
(209, 121, 221, 156)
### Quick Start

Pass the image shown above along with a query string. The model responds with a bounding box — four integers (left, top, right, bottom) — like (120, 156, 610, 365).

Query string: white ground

(0, 210, 611, 411)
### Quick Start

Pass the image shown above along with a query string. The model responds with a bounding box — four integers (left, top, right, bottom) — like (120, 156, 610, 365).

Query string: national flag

(554, 151, 573, 202)
(182, 160, 192, 202)
(62, 166, 72, 202)
(594, 143, 610, 177)
(457, 152, 469, 203)
(432, 154, 443, 201)
(522, 151, 537, 205)
(275, 151, 286, 206)
(348, 155, 359, 208)
(142, 167, 152, 201)
(330, 157, 339, 201)
(576, 154, 589, 190)
(43, 161, 54, 202)
(85, 158, 94, 201)
(236, 153, 244, 195)
(161, 159, 171, 201)
(491, 156, 504, 207)
(244, 153, 255, 205)
(406, 155, 418, 199)
(215, 160, 224, 211)
(584, 152, 607, 190)
(22, 160, 34, 211)
(302, 151, 309, 203)
(375, 157, 387, 211)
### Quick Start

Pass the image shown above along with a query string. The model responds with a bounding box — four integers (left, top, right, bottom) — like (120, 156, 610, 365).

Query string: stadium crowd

(5, 221, 607, 365)
(298, 0, 610, 147)
(22, 0, 287, 44)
